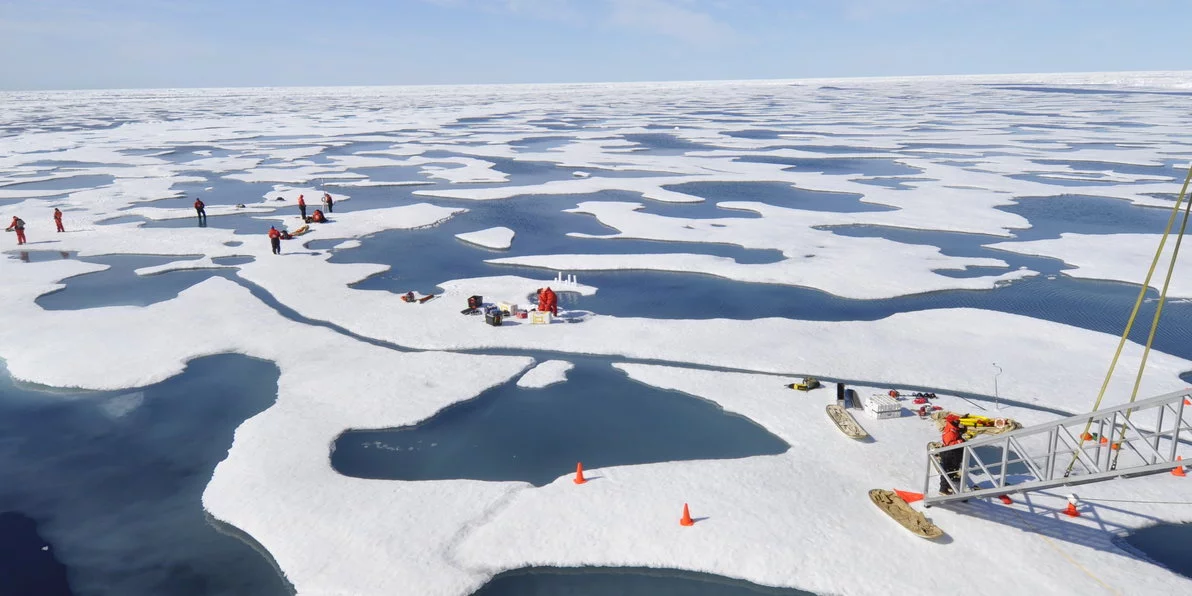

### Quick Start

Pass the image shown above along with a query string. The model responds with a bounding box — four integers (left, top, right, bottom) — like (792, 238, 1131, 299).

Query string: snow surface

(990, 233, 1192, 298)
(456, 364, 1192, 596)
(2, 73, 1192, 596)
(516, 360, 573, 388)
(455, 226, 515, 250)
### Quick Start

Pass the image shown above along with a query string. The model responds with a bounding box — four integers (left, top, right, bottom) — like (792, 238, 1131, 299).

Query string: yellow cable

(1125, 181, 1192, 406)
(1109, 175, 1192, 467)
(1010, 506, 1119, 594)
(1065, 163, 1192, 476)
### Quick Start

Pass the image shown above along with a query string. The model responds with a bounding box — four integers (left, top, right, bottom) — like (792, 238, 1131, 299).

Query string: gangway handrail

(928, 388, 1192, 453)
(922, 389, 1190, 506)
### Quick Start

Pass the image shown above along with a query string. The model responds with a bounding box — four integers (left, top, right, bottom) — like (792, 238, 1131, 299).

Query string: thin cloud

(605, 0, 736, 45)
(415, 0, 735, 44)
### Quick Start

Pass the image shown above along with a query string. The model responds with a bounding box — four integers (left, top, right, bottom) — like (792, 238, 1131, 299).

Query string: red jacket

(298, 195, 305, 206)
(53, 210, 62, 221)
(942, 421, 964, 446)
(194, 199, 204, 209)
(268, 228, 280, 239)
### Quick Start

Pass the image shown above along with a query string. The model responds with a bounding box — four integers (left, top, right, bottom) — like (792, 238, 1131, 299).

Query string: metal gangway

(922, 389, 1192, 506)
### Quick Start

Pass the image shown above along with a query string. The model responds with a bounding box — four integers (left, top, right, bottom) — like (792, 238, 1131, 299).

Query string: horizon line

(4, 69, 1191, 95)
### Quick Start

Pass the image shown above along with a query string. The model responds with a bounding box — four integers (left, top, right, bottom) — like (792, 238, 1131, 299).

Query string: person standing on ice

(53, 208, 64, 232)
(938, 415, 966, 495)
(268, 226, 282, 255)
(194, 198, 207, 223)
(297, 194, 307, 220)
(7, 216, 26, 245)
(322, 192, 334, 213)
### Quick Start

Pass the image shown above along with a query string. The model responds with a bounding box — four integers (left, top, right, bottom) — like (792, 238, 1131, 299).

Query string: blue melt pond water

(332, 357, 788, 486)
(310, 192, 784, 296)
(998, 194, 1174, 241)
(0, 355, 289, 596)
(0, 512, 71, 596)
(1123, 523, 1192, 579)
(34, 254, 233, 311)
(472, 567, 814, 596)
(0, 173, 116, 192)
(663, 181, 896, 213)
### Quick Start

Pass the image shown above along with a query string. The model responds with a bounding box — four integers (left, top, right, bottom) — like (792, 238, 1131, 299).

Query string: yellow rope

(1010, 506, 1119, 594)
(1065, 163, 1192, 476)
(1108, 180, 1192, 468)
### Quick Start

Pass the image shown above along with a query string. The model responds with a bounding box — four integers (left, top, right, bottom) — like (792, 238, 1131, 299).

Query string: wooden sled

(418, 294, 437, 303)
(290, 225, 311, 237)
(826, 404, 868, 440)
(869, 489, 944, 539)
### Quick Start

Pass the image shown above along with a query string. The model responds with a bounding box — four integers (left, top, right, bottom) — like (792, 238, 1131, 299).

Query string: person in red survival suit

(268, 226, 282, 255)
(7, 216, 26, 245)
(194, 198, 207, 223)
(53, 208, 65, 232)
(540, 286, 558, 316)
(938, 415, 966, 495)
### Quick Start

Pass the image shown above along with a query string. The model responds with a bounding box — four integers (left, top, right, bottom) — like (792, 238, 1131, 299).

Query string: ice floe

(990, 232, 1192, 298)
(516, 360, 574, 388)
(456, 226, 515, 250)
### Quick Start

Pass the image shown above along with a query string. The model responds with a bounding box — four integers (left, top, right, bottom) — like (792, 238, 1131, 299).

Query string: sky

(0, 0, 1189, 90)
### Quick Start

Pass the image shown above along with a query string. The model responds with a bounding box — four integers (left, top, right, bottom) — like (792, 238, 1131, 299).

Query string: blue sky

(1, 0, 1189, 90)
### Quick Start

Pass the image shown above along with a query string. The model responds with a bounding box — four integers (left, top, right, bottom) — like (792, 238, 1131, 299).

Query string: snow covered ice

(1, 72, 1192, 595)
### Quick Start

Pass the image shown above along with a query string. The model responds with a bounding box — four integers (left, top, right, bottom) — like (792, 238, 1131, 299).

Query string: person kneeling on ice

(939, 415, 965, 495)
(6, 216, 27, 245)
(268, 226, 282, 255)
(537, 286, 558, 316)
(307, 209, 326, 223)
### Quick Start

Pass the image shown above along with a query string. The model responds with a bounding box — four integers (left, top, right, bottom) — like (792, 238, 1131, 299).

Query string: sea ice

(516, 360, 574, 388)
(456, 226, 515, 250)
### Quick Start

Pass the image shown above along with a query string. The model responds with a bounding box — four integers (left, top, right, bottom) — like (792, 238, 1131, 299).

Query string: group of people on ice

(296, 192, 333, 222)
(6, 208, 66, 244)
(267, 192, 336, 254)
(7, 193, 338, 258)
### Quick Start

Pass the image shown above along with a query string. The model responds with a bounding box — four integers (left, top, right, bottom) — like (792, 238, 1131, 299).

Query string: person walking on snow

(7, 216, 26, 245)
(268, 226, 282, 255)
(322, 192, 334, 213)
(938, 415, 966, 495)
(53, 208, 64, 232)
(194, 198, 207, 223)
(297, 194, 307, 220)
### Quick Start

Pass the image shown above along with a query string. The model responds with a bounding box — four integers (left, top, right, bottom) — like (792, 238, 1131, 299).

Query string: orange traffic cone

(573, 462, 587, 484)
(1099, 436, 1109, 444)
(680, 503, 695, 527)
(894, 489, 924, 503)
(1081, 432, 1094, 442)
(998, 495, 1013, 505)
(1063, 502, 1080, 517)
(1173, 456, 1187, 478)
(1185, 398, 1190, 406)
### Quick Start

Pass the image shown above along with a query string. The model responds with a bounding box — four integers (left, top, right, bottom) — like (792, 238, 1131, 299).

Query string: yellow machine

(788, 377, 821, 391)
